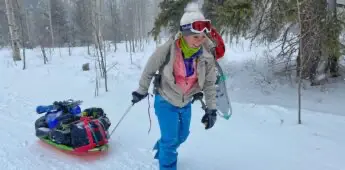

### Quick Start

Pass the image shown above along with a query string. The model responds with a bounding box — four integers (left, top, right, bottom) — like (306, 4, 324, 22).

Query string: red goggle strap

(180, 20, 211, 32)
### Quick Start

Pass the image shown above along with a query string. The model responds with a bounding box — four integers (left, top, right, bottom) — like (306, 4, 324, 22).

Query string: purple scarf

(182, 48, 203, 77)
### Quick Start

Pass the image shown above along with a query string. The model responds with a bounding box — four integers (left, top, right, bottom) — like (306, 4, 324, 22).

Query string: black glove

(191, 92, 203, 104)
(201, 109, 217, 130)
(131, 91, 147, 104)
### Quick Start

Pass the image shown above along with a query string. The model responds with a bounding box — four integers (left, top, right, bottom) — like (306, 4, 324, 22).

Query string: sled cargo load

(34, 100, 111, 153)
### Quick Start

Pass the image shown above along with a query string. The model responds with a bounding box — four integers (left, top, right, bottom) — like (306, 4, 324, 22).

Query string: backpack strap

(158, 35, 176, 74)
(153, 39, 173, 94)
(158, 47, 170, 74)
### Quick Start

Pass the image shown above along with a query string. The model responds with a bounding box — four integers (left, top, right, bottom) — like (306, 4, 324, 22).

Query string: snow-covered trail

(1, 86, 345, 170)
(1, 46, 345, 170)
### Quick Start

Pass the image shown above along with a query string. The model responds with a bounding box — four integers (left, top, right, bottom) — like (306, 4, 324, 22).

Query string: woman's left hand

(201, 109, 217, 130)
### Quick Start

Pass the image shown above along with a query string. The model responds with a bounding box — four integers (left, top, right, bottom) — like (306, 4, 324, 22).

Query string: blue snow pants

(153, 94, 192, 170)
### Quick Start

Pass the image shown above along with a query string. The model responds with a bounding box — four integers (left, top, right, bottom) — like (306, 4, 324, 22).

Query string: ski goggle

(180, 20, 212, 34)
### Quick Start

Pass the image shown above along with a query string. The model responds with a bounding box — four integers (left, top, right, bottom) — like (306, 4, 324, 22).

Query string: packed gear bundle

(34, 99, 111, 153)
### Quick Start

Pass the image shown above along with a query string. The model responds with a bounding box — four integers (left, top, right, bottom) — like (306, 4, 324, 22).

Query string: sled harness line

(109, 94, 153, 137)
(109, 103, 133, 137)
(147, 94, 153, 134)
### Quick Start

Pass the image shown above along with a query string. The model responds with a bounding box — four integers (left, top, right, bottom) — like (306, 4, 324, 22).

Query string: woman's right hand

(131, 91, 147, 104)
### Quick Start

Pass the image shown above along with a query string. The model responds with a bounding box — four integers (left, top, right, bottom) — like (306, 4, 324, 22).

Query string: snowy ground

(0, 40, 345, 170)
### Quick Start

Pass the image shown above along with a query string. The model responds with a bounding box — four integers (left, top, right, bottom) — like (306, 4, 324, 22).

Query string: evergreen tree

(150, 0, 192, 40)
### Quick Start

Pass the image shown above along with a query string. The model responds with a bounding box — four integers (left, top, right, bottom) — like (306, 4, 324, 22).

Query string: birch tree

(5, 0, 21, 61)
(48, 0, 54, 48)
(13, 0, 28, 69)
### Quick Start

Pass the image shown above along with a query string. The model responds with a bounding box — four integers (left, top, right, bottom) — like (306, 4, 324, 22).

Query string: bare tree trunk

(40, 45, 48, 64)
(109, 0, 118, 52)
(130, 39, 134, 64)
(22, 46, 26, 69)
(22, 22, 26, 69)
(125, 34, 129, 52)
(87, 42, 90, 55)
(48, 0, 54, 48)
(296, 0, 303, 124)
(92, 0, 108, 93)
(131, 39, 135, 53)
(94, 61, 99, 97)
(5, 0, 21, 61)
(25, 9, 32, 48)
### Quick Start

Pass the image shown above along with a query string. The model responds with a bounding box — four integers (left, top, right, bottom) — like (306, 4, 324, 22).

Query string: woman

(131, 3, 218, 170)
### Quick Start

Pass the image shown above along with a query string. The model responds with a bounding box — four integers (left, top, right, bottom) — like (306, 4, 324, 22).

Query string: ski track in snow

(1, 44, 345, 170)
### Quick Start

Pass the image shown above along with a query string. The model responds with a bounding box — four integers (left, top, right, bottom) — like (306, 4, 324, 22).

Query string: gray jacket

(136, 36, 217, 109)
